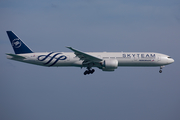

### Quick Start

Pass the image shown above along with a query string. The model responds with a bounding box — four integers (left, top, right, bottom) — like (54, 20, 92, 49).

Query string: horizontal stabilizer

(6, 53, 26, 59)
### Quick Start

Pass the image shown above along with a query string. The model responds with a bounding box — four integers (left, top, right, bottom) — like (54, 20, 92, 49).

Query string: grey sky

(0, 0, 180, 120)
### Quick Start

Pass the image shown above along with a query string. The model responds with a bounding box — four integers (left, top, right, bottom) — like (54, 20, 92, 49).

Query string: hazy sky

(0, 0, 180, 120)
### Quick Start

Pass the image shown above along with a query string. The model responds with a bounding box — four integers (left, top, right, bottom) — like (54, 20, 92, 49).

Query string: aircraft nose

(169, 58, 174, 64)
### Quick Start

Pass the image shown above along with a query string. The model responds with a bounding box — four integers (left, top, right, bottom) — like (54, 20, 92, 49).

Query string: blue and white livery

(6, 31, 174, 75)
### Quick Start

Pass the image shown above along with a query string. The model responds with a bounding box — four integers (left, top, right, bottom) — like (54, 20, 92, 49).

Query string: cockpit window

(168, 57, 171, 58)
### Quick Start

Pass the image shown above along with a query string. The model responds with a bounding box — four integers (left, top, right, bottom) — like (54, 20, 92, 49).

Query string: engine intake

(101, 59, 118, 71)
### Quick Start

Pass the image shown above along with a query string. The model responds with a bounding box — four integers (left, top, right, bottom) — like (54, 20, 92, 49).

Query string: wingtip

(66, 46, 72, 49)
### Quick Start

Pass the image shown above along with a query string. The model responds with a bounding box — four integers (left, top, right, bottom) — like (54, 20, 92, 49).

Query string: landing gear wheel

(84, 70, 88, 75)
(90, 69, 95, 74)
(83, 69, 95, 75)
(159, 66, 164, 73)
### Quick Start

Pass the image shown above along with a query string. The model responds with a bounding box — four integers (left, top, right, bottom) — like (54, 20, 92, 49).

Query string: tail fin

(6, 31, 33, 54)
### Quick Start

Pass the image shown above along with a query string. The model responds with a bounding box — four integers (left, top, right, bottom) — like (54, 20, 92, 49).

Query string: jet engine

(101, 59, 118, 71)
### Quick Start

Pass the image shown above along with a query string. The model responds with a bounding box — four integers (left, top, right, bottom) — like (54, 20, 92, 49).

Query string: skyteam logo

(37, 52, 67, 66)
(12, 38, 21, 48)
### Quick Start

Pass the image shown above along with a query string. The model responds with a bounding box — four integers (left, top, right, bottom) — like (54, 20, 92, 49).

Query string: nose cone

(169, 58, 174, 64)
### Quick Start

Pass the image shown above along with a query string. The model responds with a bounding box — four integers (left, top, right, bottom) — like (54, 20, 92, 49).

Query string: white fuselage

(7, 52, 174, 68)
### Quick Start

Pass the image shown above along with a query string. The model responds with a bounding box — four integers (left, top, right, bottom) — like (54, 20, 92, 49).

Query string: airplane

(6, 31, 174, 75)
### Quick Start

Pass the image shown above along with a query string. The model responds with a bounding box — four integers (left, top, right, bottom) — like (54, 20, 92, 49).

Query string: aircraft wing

(66, 47, 102, 63)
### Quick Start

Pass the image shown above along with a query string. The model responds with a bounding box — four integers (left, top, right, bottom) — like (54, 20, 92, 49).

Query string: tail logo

(12, 38, 21, 48)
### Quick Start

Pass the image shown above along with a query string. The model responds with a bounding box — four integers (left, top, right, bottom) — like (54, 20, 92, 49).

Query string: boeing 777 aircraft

(6, 31, 174, 75)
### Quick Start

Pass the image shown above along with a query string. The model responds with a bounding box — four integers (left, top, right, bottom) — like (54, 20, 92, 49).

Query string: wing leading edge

(66, 47, 102, 63)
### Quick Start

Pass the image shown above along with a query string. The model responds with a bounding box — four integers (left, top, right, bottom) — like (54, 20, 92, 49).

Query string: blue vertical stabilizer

(6, 31, 33, 54)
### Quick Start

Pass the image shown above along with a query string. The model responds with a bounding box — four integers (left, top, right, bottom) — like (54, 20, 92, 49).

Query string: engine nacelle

(101, 59, 118, 71)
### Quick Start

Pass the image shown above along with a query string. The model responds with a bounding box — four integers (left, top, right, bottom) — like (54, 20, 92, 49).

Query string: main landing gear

(159, 66, 164, 73)
(84, 67, 95, 75)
